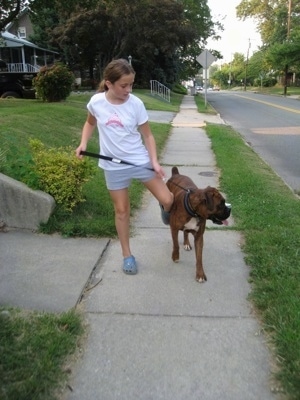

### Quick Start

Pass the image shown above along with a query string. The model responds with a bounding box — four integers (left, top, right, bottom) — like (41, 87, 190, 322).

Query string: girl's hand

(152, 160, 166, 180)
(75, 145, 86, 159)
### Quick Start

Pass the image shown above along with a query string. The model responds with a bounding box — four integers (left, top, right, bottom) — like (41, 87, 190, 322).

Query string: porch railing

(6, 63, 40, 73)
(150, 80, 170, 103)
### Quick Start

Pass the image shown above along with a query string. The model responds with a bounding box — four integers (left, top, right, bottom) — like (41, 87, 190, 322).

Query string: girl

(76, 59, 173, 275)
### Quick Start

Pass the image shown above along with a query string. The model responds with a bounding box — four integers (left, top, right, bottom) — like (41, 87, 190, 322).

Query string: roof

(0, 31, 58, 54)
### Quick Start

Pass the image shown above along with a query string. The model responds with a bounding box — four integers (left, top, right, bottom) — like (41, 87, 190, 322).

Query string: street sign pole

(204, 50, 207, 107)
(196, 49, 216, 108)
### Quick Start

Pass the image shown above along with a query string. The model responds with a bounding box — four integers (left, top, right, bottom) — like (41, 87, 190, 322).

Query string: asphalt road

(207, 90, 300, 193)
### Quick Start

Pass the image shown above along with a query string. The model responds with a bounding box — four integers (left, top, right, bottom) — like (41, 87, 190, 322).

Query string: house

(0, 7, 58, 73)
(0, 8, 60, 98)
(5, 7, 34, 39)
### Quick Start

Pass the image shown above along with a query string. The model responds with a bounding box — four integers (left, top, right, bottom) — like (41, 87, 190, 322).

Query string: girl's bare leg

(143, 176, 174, 211)
(109, 188, 132, 258)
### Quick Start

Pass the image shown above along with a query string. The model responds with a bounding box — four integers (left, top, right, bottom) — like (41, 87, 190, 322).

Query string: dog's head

(188, 187, 231, 225)
(169, 166, 231, 225)
(203, 187, 231, 225)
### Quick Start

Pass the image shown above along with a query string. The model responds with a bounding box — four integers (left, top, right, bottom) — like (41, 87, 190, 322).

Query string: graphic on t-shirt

(106, 112, 124, 128)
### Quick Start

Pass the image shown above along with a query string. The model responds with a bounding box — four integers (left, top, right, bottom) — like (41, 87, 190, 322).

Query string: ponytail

(98, 79, 108, 92)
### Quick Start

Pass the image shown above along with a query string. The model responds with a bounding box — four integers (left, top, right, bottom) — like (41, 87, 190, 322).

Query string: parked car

(213, 85, 220, 91)
(0, 62, 37, 99)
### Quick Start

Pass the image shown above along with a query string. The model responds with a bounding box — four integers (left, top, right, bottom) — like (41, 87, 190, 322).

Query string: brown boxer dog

(166, 166, 231, 282)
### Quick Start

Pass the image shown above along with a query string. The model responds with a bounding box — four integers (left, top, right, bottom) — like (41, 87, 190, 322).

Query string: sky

(206, 0, 262, 64)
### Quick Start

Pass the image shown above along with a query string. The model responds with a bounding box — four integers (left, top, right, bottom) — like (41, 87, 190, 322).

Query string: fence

(150, 80, 170, 103)
(6, 63, 39, 73)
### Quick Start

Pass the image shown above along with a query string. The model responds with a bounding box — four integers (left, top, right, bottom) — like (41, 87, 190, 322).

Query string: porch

(0, 31, 58, 72)
(1, 62, 39, 73)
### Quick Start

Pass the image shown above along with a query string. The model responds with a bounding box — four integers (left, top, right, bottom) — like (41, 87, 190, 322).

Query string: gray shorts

(104, 163, 156, 190)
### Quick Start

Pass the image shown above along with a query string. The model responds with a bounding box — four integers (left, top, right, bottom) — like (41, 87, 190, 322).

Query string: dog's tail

(172, 166, 179, 176)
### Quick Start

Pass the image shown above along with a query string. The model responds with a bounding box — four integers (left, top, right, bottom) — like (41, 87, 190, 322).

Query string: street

(207, 91, 300, 193)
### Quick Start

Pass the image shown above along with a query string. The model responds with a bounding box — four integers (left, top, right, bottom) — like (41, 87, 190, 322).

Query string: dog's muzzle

(210, 203, 232, 225)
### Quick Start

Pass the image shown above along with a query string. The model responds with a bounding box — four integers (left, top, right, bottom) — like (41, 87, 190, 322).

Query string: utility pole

(244, 38, 251, 91)
(284, 0, 292, 96)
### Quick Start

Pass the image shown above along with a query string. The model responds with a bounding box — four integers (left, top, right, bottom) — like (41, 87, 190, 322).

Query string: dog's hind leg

(183, 231, 192, 251)
(171, 229, 180, 263)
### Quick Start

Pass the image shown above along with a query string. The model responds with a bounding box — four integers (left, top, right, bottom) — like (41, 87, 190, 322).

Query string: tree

(236, 0, 300, 92)
(32, 0, 218, 86)
(0, 0, 32, 31)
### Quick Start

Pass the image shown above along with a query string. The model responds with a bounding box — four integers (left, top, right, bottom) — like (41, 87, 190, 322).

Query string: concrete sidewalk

(65, 97, 278, 399)
(0, 96, 279, 400)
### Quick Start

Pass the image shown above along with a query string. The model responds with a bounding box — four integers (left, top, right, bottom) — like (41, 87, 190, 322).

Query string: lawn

(231, 85, 300, 97)
(0, 90, 181, 236)
(1, 90, 299, 399)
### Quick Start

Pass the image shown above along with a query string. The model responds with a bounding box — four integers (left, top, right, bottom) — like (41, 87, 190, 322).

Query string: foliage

(236, 0, 300, 82)
(236, 0, 300, 45)
(171, 82, 188, 94)
(0, 145, 8, 170)
(29, 138, 96, 212)
(0, 307, 83, 400)
(266, 35, 300, 72)
(210, 52, 246, 87)
(29, 0, 219, 85)
(33, 62, 74, 102)
(0, 0, 32, 31)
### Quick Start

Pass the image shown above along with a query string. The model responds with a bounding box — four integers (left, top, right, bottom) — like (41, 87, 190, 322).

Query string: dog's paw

(183, 244, 192, 251)
(196, 274, 207, 283)
(172, 250, 180, 263)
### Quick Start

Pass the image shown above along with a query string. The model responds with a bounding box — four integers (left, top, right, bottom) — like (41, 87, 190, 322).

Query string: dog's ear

(204, 187, 216, 211)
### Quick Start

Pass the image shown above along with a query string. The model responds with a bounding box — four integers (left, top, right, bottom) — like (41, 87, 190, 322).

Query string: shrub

(171, 83, 188, 95)
(0, 145, 8, 171)
(29, 139, 96, 212)
(33, 63, 75, 102)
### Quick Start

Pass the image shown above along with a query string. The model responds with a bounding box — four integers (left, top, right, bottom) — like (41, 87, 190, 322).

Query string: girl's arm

(76, 112, 97, 159)
(139, 121, 166, 179)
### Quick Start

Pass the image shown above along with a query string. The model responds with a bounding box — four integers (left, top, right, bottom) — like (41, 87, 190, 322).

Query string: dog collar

(184, 191, 202, 219)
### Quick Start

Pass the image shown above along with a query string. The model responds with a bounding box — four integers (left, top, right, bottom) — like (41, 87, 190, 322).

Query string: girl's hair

(98, 58, 135, 92)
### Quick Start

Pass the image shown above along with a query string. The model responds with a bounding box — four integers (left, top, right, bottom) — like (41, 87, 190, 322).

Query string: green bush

(33, 63, 75, 102)
(171, 83, 188, 95)
(29, 139, 96, 212)
(254, 76, 277, 87)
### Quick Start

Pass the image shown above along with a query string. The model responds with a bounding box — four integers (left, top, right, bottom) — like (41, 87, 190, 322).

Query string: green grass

(205, 123, 300, 400)
(0, 91, 179, 236)
(231, 85, 300, 97)
(133, 89, 183, 111)
(1, 91, 300, 398)
(194, 92, 217, 113)
(0, 308, 83, 400)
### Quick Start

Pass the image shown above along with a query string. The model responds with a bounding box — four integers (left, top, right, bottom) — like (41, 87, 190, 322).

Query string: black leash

(167, 179, 195, 194)
(80, 151, 154, 171)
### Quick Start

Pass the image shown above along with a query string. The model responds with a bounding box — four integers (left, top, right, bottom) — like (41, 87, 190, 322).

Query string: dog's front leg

(193, 231, 206, 282)
(171, 228, 180, 263)
(183, 231, 192, 251)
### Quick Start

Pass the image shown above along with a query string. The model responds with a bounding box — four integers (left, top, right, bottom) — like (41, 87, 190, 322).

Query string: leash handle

(80, 150, 154, 171)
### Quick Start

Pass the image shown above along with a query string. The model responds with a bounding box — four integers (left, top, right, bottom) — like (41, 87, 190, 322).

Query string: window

(18, 27, 26, 39)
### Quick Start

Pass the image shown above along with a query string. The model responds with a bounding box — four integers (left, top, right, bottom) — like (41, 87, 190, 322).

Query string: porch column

(21, 46, 26, 72)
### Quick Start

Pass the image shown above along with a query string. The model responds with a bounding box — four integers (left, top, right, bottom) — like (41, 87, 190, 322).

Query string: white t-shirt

(87, 92, 150, 170)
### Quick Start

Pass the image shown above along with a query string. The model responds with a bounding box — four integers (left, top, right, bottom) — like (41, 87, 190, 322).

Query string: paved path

(0, 96, 280, 399)
(64, 96, 279, 400)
